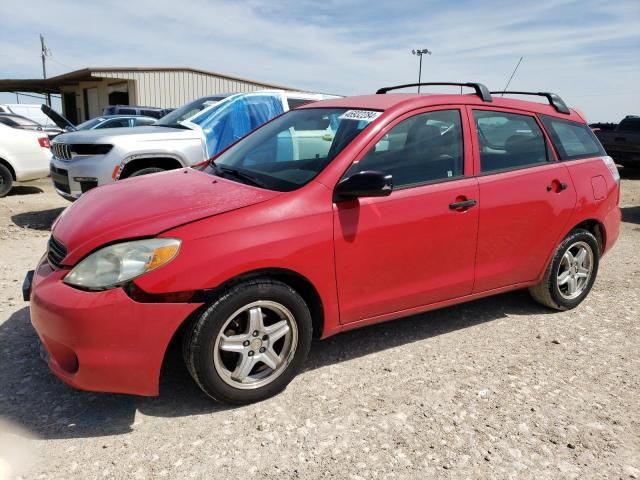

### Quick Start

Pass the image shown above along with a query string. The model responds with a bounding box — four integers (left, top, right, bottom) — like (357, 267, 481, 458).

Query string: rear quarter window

(539, 115, 606, 160)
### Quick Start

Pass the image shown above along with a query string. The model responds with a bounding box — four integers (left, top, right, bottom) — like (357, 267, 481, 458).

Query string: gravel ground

(0, 173, 639, 480)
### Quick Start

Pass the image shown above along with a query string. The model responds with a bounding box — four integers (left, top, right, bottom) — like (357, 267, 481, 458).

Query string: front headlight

(64, 238, 181, 290)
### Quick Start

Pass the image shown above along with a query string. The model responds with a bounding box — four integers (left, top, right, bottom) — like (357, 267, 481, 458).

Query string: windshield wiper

(215, 164, 268, 189)
(156, 123, 189, 129)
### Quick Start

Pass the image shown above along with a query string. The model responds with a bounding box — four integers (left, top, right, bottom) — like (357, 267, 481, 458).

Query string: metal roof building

(0, 67, 297, 123)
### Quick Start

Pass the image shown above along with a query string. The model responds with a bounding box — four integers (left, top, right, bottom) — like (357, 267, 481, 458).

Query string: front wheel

(529, 229, 600, 310)
(183, 279, 313, 404)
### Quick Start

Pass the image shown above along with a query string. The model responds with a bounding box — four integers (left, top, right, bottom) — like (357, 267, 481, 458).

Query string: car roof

(301, 93, 585, 122)
(0, 112, 41, 123)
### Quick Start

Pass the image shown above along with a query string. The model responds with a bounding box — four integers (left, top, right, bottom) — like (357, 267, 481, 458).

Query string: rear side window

(117, 108, 136, 115)
(141, 109, 163, 118)
(99, 118, 131, 128)
(539, 115, 605, 160)
(474, 110, 549, 173)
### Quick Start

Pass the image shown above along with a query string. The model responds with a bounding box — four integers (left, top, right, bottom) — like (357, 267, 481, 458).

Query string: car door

(333, 107, 479, 323)
(469, 107, 576, 292)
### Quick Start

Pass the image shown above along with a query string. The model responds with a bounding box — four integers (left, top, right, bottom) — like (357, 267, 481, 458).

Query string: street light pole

(411, 48, 432, 93)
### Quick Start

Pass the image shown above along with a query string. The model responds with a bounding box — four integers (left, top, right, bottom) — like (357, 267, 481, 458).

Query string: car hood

(52, 125, 200, 145)
(53, 168, 280, 266)
(41, 104, 77, 131)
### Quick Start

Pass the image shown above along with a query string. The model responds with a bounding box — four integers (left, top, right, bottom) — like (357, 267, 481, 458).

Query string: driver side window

(343, 109, 464, 188)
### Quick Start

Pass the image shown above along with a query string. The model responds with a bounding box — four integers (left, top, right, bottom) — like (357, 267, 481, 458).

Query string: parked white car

(0, 104, 59, 129)
(0, 123, 52, 197)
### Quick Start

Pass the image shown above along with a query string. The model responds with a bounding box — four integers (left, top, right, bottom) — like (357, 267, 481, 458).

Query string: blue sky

(0, 0, 639, 121)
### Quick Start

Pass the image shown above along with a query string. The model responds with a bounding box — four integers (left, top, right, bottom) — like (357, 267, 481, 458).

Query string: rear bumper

(602, 204, 621, 255)
(28, 259, 202, 396)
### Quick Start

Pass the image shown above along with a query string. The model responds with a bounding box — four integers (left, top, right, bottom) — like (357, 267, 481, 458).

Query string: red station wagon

(25, 82, 621, 404)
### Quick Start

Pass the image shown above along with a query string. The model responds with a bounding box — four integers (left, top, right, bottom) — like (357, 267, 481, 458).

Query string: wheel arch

(158, 267, 325, 391)
(205, 267, 325, 340)
(535, 217, 607, 285)
(568, 219, 606, 254)
(118, 156, 185, 179)
(0, 157, 16, 180)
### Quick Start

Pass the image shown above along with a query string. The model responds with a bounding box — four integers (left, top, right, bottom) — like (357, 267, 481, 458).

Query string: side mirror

(334, 170, 393, 202)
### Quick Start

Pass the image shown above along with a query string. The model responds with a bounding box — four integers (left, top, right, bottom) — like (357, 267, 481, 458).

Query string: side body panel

(468, 106, 577, 292)
(135, 181, 341, 338)
(331, 105, 479, 322)
(562, 157, 621, 254)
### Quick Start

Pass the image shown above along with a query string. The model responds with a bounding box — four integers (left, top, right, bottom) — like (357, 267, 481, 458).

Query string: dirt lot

(0, 173, 639, 480)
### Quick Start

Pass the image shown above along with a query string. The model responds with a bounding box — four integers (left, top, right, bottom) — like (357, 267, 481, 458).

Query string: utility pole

(40, 34, 51, 106)
(411, 48, 432, 93)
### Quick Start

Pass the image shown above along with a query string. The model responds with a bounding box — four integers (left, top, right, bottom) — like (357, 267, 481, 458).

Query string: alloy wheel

(556, 241, 594, 300)
(213, 300, 298, 390)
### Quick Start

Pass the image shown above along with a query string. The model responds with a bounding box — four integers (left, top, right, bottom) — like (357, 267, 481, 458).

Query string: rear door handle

(449, 199, 477, 210)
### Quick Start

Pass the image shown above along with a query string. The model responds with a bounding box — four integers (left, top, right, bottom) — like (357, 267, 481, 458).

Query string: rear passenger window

(474, 110, 549, 173)
(344, 109, 464, 188)
(539, 115, 606, 160)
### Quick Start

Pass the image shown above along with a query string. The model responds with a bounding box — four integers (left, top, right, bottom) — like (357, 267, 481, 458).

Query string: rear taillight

(601, 156, 620, 183)
(38, 137, 51, 148)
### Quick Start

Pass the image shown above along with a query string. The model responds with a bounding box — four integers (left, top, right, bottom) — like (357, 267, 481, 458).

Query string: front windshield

(207, 108, 378, 192)
(155, 96, 227, 127)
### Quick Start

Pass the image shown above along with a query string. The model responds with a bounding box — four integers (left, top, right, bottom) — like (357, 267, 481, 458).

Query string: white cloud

(0, 0, 638, 121)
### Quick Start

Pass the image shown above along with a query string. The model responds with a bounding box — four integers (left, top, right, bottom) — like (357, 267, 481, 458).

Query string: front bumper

(50, 154, 115, 200)
(28, 259, 202, 396)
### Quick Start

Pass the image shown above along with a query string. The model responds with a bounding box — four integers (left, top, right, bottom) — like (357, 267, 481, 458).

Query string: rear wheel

(529, 229, 600, 310)
(183, 279, 313, 404)
(128, 167, 165, 177)
(0, 164, 13, 197)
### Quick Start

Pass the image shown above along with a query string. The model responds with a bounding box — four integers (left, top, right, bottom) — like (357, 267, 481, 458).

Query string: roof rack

(490, 91, 570, 114)
(376, 82, 492, 102)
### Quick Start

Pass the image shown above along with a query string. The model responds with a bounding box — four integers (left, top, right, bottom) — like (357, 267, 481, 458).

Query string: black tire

(183, 279, 313, 404)
(529, 229, 600, 310)
(0, 163, 13, 198)
(128, 167, 165, 177)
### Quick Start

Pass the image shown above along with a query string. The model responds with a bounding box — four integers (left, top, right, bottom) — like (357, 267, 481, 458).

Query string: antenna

(500, 56, 523, 96)
(40, 34, 52, 106)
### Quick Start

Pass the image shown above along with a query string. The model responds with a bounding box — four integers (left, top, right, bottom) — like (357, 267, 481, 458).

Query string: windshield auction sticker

(339, 110, 382, 122)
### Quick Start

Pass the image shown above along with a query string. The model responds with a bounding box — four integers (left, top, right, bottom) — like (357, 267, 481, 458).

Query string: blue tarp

(187, 93, 285, 157)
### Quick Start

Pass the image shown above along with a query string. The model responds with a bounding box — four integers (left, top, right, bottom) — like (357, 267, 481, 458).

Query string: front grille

(50, 164, 70, 194)
(47, 236, 67, 269)
(52, 143, 72, 160)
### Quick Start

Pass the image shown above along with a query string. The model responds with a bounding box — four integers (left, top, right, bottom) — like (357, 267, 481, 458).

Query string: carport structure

(0, 67, 295, 123)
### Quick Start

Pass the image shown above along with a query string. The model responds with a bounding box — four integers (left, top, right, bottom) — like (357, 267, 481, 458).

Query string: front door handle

(449, 199, 477, 210)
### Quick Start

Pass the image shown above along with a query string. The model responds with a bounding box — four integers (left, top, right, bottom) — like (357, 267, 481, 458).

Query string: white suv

(49, 91, 337, 200)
